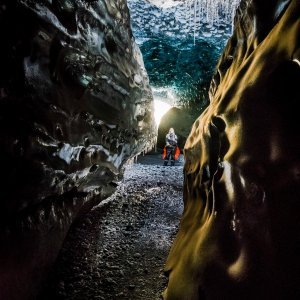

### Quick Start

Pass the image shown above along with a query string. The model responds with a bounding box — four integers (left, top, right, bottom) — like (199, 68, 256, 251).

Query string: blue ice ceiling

(127, 0, 240, 113)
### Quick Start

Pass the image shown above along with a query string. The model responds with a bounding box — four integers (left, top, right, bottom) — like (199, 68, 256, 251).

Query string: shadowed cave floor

(39, 154, 184, 300)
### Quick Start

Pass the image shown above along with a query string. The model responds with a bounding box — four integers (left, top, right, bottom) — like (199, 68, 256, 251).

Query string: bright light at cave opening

(154, 100, 171, 126)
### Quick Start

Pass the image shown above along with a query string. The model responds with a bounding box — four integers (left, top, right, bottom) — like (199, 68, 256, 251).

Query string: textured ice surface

(164, 0, 300, 298)
(127, 0, 240, 109)
(128, 0, 240, 43)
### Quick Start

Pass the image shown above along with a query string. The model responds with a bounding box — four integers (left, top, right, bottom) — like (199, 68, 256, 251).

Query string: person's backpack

(162, 146, 180, 160)
(162, 146, 167, 160)
(174, 146, 180, 160)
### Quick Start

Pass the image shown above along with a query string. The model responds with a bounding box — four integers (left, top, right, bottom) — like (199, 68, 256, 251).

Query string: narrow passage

(41, 154, 184, 300)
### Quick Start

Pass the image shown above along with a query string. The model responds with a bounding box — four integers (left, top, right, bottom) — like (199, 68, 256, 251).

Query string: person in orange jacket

(163, 128, 179, 166)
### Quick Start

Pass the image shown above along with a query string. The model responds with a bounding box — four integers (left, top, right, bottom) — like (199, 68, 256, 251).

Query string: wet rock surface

(0, 0, 155, 298)
(39, 156, 184, 300)
(164, 0, 300, 299)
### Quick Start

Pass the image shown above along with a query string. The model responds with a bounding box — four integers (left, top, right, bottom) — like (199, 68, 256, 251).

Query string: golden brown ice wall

(0, 0, 155, 299)
(164, 0, 300, 299)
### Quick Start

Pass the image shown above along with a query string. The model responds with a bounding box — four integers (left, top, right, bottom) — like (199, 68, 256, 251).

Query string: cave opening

(153, 98, 172, 127)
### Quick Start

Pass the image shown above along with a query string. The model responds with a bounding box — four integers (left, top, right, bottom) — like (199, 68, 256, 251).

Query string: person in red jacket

(163, 128, 179, 166)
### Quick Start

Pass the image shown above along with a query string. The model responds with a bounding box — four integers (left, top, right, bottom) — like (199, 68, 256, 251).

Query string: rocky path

(40, 155, 184, 300)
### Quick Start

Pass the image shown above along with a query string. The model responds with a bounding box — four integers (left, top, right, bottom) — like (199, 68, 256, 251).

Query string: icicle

(185, 0, 189, 27)
(206, 0, 210, 24)
(178, 0, 240, 41)
(193, 0, 196, 44)
(189, 0, 192, 29)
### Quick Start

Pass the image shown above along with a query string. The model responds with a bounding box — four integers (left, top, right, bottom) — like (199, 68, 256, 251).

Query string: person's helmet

(169, 128, 175, 134)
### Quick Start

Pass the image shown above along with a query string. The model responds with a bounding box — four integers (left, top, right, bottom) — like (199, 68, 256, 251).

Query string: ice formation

(0, 0, 156, 298)
(164, 0, 300, 298)
(127, 0, 240, 44)
(127, 0, 236, 111)
(130, 0, 241, 41)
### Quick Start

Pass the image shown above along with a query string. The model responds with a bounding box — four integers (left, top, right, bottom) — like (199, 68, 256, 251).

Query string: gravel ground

(40, 155, 184, 300)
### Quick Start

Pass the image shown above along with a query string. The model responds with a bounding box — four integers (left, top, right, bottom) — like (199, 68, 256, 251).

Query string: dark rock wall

(0, 0, 155, 299)
(164, 0, 300, 299)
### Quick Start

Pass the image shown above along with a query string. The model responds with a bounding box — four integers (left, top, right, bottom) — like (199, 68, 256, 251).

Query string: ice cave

(0, 0, 299, 299)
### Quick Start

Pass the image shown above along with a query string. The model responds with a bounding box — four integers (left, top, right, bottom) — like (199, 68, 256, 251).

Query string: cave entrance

(127, 0, 240, 154)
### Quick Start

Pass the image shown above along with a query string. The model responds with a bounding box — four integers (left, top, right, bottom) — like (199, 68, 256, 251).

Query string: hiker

(163, 128, 179, 166)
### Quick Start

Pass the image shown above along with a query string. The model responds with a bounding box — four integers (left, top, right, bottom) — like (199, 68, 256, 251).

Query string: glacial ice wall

(0, 0, 155, 299)
(164, 0, 300, 298)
